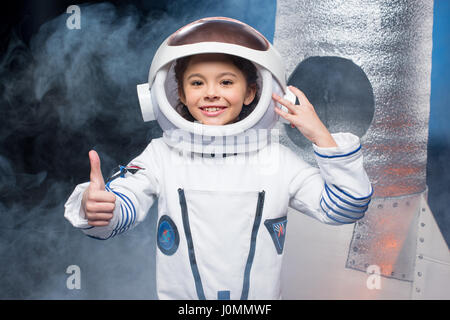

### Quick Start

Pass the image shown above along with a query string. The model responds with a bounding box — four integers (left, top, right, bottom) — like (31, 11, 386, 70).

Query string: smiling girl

(64, 17, 372, 300)
(174, 53, 257, 126)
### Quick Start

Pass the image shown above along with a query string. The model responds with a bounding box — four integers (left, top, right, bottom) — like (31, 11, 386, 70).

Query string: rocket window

(285, 56, 374, 150)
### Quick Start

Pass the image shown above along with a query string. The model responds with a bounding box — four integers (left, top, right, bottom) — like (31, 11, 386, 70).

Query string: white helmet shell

(136, 17, 294, 154)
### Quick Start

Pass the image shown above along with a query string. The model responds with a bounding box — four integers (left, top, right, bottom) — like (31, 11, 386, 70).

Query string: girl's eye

(190, 80, 203, 86)
(221, 80, 233, 86)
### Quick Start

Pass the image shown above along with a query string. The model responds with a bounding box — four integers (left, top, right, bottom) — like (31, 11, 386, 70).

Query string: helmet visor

(168, 17, 269, 51)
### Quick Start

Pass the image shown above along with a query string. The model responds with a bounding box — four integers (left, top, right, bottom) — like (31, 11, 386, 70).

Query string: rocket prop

(274, 0, 449, 299)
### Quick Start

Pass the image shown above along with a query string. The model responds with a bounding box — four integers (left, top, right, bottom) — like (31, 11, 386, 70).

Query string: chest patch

(264, 216, 288, 255)
(157, 215, 179, 256)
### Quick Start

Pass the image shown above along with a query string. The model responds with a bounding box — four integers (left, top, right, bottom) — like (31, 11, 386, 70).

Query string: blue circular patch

(157, 215, 179, 255)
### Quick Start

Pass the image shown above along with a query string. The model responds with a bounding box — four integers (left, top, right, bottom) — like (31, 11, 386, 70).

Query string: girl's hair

(174, 54, 259, 122)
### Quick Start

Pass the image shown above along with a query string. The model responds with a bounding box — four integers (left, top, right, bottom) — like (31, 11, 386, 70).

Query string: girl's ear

(244, 84, 257, 106)
(178, 87, 186, 105)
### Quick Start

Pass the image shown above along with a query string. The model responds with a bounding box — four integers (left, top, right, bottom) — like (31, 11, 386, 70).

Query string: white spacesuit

(64, 17, 372, 300)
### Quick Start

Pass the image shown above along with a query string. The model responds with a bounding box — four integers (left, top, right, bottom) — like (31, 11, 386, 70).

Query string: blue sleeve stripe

(111, 195, 128, 235)
(325, 184, 370, 208)
(87, 234, 114, 240)
(116, 201, 131, 235)
(112, 203, 123, 235)
(324, 186, 368, 214)
(105, 185, 135, 233)
(117, 192, 137, 227)
(106, 183, 128, 235)
(321, 197, 365, 221)
(332, 183, 373, 201)
(77, 225, 94, 230)
(118, 203, 129, 233)
(85, 226, 116, 240)
(116, 191, 136, 229)
(108, 187, 135, 226)
(326, 183, 372, 205)
(110, 228, 117, 238)
(116, 193, 132, 232)
(105, 204, 123, 238)
(314, 144, 361, 159)
(319, 199, 356, 224)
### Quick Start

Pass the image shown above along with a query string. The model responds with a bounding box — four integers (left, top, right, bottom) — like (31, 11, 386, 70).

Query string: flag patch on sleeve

(106, 164, 145, 184)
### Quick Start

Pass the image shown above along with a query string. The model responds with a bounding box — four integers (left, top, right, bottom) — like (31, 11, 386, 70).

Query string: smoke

(0, 2, 163, 299)
(0, 0, 275, 299)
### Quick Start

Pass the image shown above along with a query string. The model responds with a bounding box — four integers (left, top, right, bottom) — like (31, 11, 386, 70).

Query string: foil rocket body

(274, 0, 450, 299)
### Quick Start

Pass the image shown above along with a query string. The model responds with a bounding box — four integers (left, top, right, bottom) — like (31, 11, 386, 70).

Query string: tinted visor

(168, 17, 269, 51)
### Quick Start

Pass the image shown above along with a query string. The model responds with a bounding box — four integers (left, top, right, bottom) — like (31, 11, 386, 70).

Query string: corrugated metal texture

(274, 0, 433, 197)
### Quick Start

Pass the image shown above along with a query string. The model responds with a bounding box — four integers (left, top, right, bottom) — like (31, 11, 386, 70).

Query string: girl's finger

(288, 86, 310, 107)
(274, 106, 295, 122)
(89, 189, 116, 203)
(85, 201, 115, 213)
(272, 93, 297, 113)
(86, 212, 114, 221)
(88, 220, 111, 227)
(274, 107, 298, 128)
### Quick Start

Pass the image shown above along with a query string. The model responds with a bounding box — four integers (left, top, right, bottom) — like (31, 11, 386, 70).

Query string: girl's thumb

(89, 150, 105, 190)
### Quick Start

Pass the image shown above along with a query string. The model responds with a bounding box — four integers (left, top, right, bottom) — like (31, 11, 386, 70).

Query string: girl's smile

(199, 106, 228, 117)
(179, 53, 256, 126)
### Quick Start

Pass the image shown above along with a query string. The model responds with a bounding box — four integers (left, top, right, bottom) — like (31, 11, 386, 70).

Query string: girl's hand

(273, 86, 337, 148)
(81, 150, 116, 226)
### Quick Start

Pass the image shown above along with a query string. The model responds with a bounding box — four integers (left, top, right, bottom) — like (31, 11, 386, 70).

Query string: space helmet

(136, 17, 294, 155)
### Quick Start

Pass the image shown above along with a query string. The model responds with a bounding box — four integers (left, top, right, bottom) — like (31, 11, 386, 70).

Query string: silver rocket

(274, 0, 450, 299)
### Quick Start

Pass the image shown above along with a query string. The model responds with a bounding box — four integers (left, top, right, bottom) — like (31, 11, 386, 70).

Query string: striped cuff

(314, 144, 361, 159)
(313, 132, 361, 160)
(104, 182, 137, 237)
(320, 183, 373, 224)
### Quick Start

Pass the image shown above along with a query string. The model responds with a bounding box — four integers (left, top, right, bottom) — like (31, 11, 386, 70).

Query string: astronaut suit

(64, 17, 373, 300)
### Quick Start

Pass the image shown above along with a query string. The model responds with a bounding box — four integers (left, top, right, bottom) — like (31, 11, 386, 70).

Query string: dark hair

(174, 54, 259, 122)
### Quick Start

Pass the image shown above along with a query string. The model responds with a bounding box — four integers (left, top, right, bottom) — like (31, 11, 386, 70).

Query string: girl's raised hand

(273, 86, 337, 148)
(81, 150, 117, 226)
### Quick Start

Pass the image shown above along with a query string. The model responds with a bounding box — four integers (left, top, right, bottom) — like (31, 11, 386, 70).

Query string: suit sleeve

(64, 140, 161, 239)
(288, 132, 373, 225)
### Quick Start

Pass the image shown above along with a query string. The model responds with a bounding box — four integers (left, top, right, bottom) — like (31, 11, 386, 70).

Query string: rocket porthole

(285, 56, 374, 149)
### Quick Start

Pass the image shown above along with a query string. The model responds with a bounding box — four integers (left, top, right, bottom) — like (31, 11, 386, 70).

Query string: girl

(64, 17, 372, 300)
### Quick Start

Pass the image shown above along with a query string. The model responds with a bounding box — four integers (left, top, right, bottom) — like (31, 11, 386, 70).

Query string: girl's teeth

(205, 107, 221, 112)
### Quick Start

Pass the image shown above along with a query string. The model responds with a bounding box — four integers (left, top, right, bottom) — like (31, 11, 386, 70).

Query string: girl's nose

(204, 85, 219, 100)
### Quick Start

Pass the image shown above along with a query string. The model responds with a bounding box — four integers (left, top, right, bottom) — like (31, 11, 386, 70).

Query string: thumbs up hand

(81, 150, 117, 227)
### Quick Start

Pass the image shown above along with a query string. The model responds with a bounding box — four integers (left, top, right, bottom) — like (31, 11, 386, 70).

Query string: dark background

(0, 0, 447, 299)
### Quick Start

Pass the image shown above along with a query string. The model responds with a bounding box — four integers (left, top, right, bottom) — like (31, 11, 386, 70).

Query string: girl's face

(179, 54, 256, 126)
